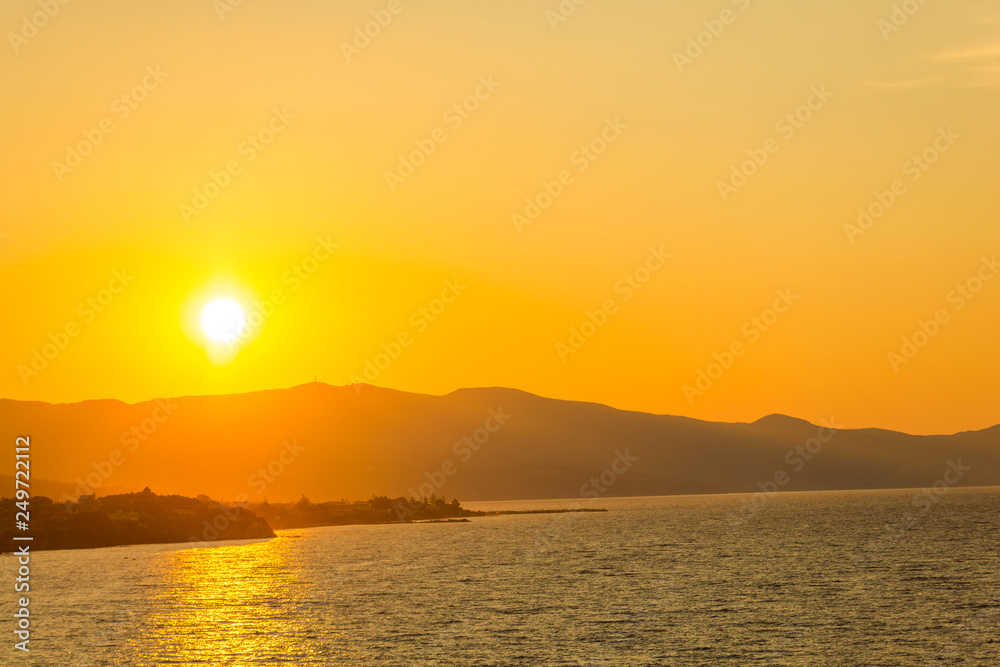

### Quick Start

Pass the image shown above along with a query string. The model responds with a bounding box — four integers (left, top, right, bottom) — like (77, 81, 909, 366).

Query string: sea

(3, 488, 998, 666)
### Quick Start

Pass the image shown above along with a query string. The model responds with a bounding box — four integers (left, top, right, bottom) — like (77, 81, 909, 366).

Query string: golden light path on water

(123, 534, 352, 665)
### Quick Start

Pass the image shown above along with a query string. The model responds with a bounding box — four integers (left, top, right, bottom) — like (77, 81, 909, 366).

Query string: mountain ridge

(6, 381, 992, 437)
(2, 383, 997, 503)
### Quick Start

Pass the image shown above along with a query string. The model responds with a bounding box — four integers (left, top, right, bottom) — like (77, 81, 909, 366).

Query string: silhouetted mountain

(1, 383, 997, 502)
(749, 413, 817, 432)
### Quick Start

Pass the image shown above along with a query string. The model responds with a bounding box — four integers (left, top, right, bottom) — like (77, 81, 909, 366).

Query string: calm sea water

(3, 488, 999, 666)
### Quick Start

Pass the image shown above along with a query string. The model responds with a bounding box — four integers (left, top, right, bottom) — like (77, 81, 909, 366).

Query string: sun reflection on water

(123, 534, 350, 666)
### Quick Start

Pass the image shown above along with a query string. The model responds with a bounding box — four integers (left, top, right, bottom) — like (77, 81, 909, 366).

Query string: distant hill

(1, 383, 997, 502)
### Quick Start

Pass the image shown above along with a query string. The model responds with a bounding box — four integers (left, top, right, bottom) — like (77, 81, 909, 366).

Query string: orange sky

(2, 0, 998, 435)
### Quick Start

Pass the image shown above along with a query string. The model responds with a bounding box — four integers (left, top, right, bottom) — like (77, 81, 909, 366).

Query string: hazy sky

(2, 0, 998, 434)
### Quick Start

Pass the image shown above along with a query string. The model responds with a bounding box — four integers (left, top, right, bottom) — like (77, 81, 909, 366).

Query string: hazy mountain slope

(1, 383, 997, 502)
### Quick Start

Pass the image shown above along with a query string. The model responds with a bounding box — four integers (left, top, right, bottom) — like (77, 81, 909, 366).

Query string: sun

(182, 285, 259, 365)
(200, 298, 246, 344)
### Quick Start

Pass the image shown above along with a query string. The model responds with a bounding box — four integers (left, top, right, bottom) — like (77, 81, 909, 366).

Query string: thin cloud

(965, 62, 1000, 87)
(928, 43, 1000, 61)
(871, 41, 1000, 90)
(860, 41, 1000, 90)
(859, 76, 950, 89)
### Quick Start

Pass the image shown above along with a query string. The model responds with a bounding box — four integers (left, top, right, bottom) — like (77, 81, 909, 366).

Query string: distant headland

(0, 488, 604, 552)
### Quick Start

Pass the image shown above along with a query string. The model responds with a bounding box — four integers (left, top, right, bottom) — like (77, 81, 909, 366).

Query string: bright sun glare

(201, 298, 246, 344)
